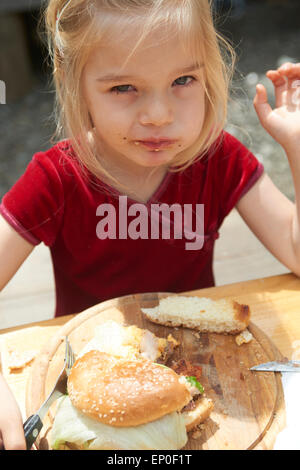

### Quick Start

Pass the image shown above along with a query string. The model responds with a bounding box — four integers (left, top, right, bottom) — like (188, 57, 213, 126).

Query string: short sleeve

(0, 152, 65, 246)
(217, 132, 264, 220)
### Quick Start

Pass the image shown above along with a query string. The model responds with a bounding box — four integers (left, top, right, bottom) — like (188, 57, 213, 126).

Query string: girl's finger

(266, 70, 286, 87)
(277, 62, 300, 79)
(253, 84, 273, 125)
(1, 425, 26, 450)
(266, 70, 287, 107)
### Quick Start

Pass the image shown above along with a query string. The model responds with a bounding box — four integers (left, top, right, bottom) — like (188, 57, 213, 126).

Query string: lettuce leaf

(50, 396, 187, 450)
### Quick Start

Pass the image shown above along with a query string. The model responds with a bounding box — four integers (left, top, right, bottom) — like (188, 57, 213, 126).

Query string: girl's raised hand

(254, 62, 300, 152)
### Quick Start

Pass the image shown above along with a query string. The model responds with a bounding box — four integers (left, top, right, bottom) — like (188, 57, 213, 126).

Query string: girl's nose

(139, 94, 174, 127)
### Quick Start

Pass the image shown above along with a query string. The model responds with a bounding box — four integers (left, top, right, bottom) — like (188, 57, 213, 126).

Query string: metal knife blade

(250, 360, 300, 372)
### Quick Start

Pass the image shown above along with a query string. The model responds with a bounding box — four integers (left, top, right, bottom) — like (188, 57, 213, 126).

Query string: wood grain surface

(25, 292, 286, 450)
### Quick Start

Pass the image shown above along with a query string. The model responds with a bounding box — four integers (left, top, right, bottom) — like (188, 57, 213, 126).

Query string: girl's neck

(101, 162, 168, 203)
(92, 135, 169, 203)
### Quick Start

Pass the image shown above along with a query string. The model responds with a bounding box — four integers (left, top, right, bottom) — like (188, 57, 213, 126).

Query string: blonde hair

(42, 0, 235, 188)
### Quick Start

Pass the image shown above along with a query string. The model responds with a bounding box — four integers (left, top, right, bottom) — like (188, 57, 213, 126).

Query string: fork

(23, 336, 76, 450)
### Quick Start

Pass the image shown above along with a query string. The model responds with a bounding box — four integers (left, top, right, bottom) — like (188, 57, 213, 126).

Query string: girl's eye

(109, 75, 195, 94)
(173, 75, 195, 87)
(110, 84, 135, 94)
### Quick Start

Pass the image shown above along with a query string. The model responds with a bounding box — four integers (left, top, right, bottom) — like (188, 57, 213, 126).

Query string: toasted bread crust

(182, 397, 214, 432)
(233, 301, 250, 325)
(143, 314, 246, 334)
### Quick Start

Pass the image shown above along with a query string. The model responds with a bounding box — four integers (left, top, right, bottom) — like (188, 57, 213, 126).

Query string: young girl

(0, 0, 299, 450)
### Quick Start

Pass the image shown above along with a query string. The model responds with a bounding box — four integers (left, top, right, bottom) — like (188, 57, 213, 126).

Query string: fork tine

(65, 336, 75, 371)
(69, 339, 75, 366)
(64, 336, 69, 367)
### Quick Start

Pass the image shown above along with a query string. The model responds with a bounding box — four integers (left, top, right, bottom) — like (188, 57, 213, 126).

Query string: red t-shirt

(0, 131, 264, 317)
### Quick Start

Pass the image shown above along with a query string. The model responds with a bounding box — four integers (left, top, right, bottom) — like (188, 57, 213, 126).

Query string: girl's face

(82, 27, 206, 173)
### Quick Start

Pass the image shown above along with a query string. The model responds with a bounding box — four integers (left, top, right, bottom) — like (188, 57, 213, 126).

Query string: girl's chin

(132, 150, 176, 167)
(135, 158, 173, 169)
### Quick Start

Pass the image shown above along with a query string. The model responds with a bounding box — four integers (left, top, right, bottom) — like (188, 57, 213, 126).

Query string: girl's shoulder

(31, 139, 88, 185)
(33, 139, 77, 167)
(198, 130, 251, 165)
(187, 130, 262, 187)
(189, 130, 260, 181)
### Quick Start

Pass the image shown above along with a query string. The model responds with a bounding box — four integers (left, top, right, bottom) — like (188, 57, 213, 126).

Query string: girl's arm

(236, 172, 300, 276)
(0, 374, 26, 449)
(0, 214, 35, 449)
(0, 214, 34, 291)
(236, 62, 300, 276)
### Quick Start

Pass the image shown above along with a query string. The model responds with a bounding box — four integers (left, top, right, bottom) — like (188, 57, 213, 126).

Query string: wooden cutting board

(26, 292, 286, 450)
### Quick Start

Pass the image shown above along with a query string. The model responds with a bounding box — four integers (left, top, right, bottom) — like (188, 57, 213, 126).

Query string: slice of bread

(141, 296, 250, 334)
(182, 397, 214, 432)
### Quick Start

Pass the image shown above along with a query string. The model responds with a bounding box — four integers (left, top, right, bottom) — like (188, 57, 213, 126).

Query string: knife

(250, 360, 300, 372)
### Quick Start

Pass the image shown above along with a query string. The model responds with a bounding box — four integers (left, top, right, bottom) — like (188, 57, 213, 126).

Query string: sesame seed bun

(67, 350, 192, 427)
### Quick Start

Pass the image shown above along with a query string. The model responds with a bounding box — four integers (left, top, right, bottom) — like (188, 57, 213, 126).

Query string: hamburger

(49, 350, 213, 450)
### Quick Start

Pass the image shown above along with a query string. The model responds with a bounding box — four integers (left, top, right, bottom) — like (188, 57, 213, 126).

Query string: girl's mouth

(134, 140, 177, 151)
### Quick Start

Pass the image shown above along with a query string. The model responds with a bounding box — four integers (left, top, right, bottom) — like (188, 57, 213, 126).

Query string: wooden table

(1, 272, 300, 449)
(2, 272, 300, 357)
(187, 272, 300, 359)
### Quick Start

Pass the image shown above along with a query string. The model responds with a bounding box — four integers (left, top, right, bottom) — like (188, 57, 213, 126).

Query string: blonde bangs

(43, 0, 235, 185)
